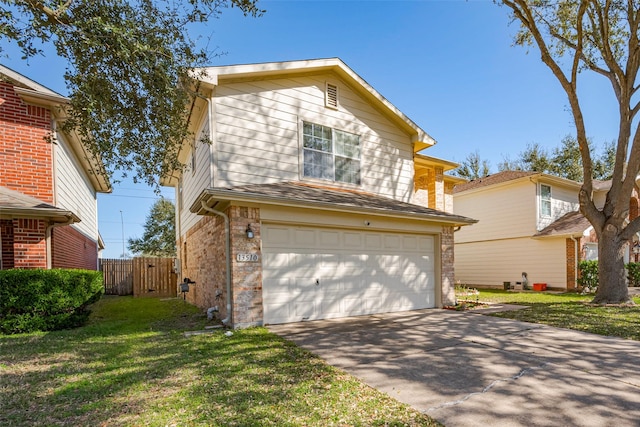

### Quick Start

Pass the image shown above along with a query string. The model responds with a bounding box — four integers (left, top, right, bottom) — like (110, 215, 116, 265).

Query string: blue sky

(2, 0, 619, 258)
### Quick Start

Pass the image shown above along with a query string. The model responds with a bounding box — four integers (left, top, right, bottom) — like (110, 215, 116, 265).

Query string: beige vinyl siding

(538, 182, 579, 230)
(455, 237, 567, 288)
(179, 117, 212, 236)
(213, 73, 414, 202)
(54, 133, 98, 240)
(454, 181, 538, 243)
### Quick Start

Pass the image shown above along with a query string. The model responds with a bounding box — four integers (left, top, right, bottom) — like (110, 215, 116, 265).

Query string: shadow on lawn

(1, 297, 432, 426)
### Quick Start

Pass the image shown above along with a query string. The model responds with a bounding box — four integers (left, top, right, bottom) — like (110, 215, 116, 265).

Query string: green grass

(478, 289, 640, 340)
(0, 296, 440, 426)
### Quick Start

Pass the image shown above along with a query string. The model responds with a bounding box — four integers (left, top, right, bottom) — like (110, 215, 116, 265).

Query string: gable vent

(325, 82, 339, 109)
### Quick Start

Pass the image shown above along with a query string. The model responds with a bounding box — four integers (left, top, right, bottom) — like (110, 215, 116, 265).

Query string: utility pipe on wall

(200, 201, 232, 326)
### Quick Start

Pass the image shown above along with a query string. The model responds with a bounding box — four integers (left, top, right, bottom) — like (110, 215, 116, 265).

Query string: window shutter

(325, 83, 338, 109)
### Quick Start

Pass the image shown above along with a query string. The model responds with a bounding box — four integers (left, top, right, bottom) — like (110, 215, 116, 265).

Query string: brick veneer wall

(441, 225, 456, 306)
(11, 219, 47, 269)
(228, 206, 263, 328)
(0, 82, 54, 203)
(180, 214, 228, 316)
(566, 237, 580, 290)
(51, 226, 99, 270)
(1, 219, 14, 269)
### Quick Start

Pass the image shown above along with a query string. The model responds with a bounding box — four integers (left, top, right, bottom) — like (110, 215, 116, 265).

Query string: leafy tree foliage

(497, 136, 614, 181)
(501, 0, 640, 304)
(128, 199, 176, 257)
(0, 0, 263, 187)
(452, 150, 491, 180)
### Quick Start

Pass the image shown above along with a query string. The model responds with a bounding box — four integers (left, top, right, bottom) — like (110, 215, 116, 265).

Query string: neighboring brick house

(0, 65, 111, 270)
(453, 170, 640, 290)
(162, 58, 476, 328)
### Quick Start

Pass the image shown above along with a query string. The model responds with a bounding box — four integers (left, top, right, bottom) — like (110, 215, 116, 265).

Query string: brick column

(441, 226, 455, 306)
(229, 206, 263, 328)
(566, 237, 580, 290)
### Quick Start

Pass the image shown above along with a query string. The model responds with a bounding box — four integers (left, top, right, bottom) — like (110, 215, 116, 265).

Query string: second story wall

(0, 82, 54, 203)
(211, 72, 415, 202)
(454, 179, 538, 243)
(178, 112, 213, 236)
(537, 179, 580, 230)
(54, 131, 98, 240)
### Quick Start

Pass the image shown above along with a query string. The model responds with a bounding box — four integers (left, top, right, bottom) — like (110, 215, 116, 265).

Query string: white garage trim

(262, 223, 436, 324)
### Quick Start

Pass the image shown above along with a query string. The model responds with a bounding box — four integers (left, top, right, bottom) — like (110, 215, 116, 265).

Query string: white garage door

(262, 224, 436, 324)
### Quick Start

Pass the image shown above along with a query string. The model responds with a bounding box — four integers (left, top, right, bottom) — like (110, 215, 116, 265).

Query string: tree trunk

(592, 228, 632, 304)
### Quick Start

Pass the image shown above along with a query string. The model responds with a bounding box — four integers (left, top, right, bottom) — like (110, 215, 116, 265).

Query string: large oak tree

(501, 0, 640, 304)
(0, 0, 262, 187)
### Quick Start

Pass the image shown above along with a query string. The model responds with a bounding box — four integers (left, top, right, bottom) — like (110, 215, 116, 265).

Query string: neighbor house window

(540, 184, 552, 217)
(302, 122, 361, 185)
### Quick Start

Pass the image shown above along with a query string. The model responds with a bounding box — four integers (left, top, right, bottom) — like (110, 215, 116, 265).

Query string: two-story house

(162, 58, 475, 328)
(0, 65, 111, 270)
(453, 170, 640, 290)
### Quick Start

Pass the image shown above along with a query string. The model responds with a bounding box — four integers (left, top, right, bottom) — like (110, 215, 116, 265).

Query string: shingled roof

(192, 181, 477, 226)
(453, 171, 538, 194)
(533, 211, 592, 238)
(0, 186, 79, 223)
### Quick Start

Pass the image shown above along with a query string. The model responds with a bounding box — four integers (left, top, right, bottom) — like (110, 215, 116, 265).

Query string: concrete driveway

(268, 309, 640, 426)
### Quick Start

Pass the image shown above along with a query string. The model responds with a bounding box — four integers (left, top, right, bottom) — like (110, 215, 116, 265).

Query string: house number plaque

(236, 253, 259, 262)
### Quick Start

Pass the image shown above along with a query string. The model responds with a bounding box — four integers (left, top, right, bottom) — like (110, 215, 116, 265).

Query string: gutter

(200, 200, 232, 326)
(191, 188, 477, 227)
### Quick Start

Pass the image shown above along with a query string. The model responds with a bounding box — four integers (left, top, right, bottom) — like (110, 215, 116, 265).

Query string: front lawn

(0, 296, 440, 426)
(478, 289, 640, 340)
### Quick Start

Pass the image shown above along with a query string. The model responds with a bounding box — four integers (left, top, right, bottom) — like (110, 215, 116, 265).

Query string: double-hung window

(302, 122, 361, 185)
(540, 184, 552, 217)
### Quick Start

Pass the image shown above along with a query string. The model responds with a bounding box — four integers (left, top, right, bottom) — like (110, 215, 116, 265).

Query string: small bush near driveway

(0, 296, 441, 426)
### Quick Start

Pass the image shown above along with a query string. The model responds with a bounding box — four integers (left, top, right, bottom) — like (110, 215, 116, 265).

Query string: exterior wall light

(246, 224, 254, 239)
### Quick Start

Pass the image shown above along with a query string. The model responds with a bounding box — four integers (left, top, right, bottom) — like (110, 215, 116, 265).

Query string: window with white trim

(540, 184, 552, 217)
(302, 121, 361, 185)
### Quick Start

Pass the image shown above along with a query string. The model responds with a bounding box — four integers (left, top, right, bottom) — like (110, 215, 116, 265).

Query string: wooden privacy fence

(100, 259, 133, 295)
(100, 257, 178, 298)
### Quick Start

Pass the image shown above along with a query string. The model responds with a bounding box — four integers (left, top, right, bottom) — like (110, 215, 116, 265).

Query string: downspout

(200, 200, 232, 326)
(571, 236, 579, 289)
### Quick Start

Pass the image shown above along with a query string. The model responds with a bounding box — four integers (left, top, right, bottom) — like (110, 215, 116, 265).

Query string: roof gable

(196, 58, 435, 153)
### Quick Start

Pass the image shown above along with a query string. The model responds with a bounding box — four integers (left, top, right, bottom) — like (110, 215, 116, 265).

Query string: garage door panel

(262, 224, 436, 324)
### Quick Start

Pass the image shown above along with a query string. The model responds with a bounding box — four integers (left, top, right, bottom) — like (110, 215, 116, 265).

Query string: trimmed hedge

(0, 269, 103, 334)
(578, 261, 640, 289)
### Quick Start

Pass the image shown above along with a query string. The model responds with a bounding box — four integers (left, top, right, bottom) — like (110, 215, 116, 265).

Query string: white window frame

(540, 183, 552, 218)
(300, 121, 361, 186)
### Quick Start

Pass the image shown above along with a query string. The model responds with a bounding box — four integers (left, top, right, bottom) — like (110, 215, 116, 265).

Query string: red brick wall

(180, 215, 227, 312)
(1, 219, 15, 269)
(566, 237, 580, 290)
(229, 206, 263, 328)
(12, 219, 47, 269)
(0, 82, 54, 203)
(51, 226, 99, 270)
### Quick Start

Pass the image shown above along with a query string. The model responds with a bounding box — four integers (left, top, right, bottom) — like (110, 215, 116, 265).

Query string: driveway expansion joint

(423, 361, 552, 413)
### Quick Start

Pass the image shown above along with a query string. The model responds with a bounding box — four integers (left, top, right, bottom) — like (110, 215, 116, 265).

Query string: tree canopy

(0, 0, 263, 188)
(452, 150, 492, 180)
(501, 0, 640, 304)
(128, 199, 176, 257)
(496, 136, 615, 181)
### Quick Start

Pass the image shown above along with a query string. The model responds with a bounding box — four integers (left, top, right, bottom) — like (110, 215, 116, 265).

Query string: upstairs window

(302, 122, 361, 185)
(540, 184, 552, 217)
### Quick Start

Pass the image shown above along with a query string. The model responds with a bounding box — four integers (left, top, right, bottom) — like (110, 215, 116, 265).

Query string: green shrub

(0, 269, 103, 334)
(627, 262, 640, 287)
(577, 260, 599, 289)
